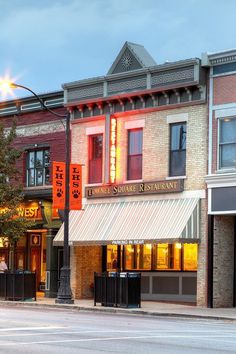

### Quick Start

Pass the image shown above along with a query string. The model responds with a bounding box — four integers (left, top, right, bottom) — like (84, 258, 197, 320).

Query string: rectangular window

(124, 245, 135, 269)
(106, 245, 118, 271)
(117, 243, 197, 271)
(183, 244, 197, 271)
(219, 118, 236, 169)
(26, 150, 50, 187)
(88, 134, 103, 184)
(127, 129, 143, 180)
(169, 123, 186, 176)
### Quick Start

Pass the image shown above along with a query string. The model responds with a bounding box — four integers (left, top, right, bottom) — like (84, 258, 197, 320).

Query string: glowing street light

(0, 78, 74, 304)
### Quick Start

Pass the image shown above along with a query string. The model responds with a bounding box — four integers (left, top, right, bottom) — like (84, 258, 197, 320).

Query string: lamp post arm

(11, 83, 67, 120)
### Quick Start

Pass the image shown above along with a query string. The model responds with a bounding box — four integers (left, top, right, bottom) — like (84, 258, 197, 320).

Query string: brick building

(54, 42, 208, 305)
(203, 50, 236, 307)
(0, 91, 66, 297)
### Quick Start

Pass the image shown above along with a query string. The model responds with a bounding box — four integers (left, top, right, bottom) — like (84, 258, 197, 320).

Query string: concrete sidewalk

(1, 296, 236, 321)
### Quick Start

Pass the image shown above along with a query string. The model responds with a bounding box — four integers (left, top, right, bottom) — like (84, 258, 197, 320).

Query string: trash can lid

(119, 272, 128, 277)
(127, 272, 140, 277)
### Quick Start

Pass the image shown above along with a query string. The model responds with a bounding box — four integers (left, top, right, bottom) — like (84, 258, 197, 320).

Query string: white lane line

(0, 326, 65, 332)
(0, 327, 236, 338)
(0, 333, 236, 346)
(0, 328, 236, 337)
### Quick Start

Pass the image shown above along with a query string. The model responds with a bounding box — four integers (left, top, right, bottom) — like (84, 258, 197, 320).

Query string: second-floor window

(26, 150, 50, 187)
(89, 134, 103, 184)
(219, 118, 236, 169)
(127, 129, 143, 180)
(169, 122, 186, 177)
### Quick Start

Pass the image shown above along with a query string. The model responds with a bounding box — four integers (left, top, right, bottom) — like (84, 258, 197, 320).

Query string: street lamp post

(1, 82, 74, 304)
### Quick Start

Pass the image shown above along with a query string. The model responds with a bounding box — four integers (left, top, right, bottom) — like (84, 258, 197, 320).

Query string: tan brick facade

(70, 103, 208, 303)
(72, 104, 207, 192)
(71, 245, 102, 298)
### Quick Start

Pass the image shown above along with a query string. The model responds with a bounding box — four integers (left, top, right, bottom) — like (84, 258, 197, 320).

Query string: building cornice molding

(63, 58, 200, 89)
(205, 173, 236, 187)
(202, 50, 236, 67)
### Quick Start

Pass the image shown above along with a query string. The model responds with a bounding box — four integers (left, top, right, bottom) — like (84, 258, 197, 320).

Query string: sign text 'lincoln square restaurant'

(85, 179, 184, 198)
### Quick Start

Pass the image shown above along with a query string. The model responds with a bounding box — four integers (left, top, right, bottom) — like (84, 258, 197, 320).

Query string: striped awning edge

(53, 198, 200, 246)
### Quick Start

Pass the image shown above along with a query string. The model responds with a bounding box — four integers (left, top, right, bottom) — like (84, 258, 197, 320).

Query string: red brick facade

(213, 75, 236, 105)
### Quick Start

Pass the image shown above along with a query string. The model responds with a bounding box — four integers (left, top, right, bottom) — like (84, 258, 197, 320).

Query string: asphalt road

(0, 306, 235, 353)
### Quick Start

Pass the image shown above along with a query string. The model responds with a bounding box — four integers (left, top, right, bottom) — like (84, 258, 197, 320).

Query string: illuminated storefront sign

(18, 205, 41, 219)
(86, 179, 184, 198)
(0, 202, 42, 220)
(110, 117, 117, 184)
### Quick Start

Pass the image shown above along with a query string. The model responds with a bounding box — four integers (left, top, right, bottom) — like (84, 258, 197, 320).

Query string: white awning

(53, 198, 200, 246)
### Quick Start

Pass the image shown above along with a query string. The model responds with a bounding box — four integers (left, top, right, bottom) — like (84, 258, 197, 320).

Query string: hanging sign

(70, 164, 82, 210)
(53, 161, 66, 209)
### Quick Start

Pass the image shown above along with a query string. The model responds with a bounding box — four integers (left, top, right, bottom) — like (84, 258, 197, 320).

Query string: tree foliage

(0, 122, 31, 246)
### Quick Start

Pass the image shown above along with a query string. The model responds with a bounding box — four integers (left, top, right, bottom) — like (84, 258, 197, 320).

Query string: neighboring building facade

(54, 42, 208, 306)
(0, 91, 66, 297)
(203, 50, 236, 307)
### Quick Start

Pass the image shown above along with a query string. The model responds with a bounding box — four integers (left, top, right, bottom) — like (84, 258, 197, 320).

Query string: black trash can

(94, 272, 141, 308)
(0, 271, 37, 301)
(119, 272, 141, 308)
(105, 272, 118, 307)
(94, 272, 103, 306)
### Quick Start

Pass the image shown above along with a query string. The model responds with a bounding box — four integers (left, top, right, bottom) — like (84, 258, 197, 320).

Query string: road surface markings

(0, 326, 65, 331)
(0, 333, 236, 346)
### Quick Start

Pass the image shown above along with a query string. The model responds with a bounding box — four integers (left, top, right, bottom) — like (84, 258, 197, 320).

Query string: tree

(0, 122, 31, 270)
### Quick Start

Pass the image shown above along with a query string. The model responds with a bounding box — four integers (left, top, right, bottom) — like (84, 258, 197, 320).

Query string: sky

(1, 0, 236, 100)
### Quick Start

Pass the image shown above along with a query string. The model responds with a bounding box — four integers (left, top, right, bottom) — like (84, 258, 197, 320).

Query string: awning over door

(53, 198, 200, 246)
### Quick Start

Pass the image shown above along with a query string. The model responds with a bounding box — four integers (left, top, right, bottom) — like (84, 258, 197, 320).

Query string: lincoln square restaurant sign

(85, 179, 184, 199)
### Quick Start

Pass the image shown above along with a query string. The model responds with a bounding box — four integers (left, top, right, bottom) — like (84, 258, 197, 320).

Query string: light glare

(0, 71, 21, 100)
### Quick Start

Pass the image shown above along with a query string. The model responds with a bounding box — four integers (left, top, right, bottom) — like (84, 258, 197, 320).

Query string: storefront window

(183, 244, 198, 271)
(136, 244, 152, 270)
(156, 244, 169, 269)
(124, 245, 135, 269)
(0, 237, 9, 248)
(106, 245, 118, 271)
(106, 243, 198, 272)
(173, 243, 181, 270)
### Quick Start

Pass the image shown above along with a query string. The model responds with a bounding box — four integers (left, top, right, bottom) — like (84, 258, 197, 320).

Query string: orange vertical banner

(70, 164, 82, 210)
(53, 161, 66, 209)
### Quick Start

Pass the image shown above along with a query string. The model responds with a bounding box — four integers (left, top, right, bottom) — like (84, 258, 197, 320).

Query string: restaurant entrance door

(30, 233, 41, 290)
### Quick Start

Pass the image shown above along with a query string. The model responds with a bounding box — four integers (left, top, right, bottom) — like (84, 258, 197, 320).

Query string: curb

(0, 301, 236, 322)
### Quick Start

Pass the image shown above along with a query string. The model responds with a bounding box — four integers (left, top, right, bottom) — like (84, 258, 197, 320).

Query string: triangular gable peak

(107, 41, 157, 75)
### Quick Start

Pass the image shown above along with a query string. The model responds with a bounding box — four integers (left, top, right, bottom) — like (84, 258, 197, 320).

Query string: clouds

(1, 0, 236, 96)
